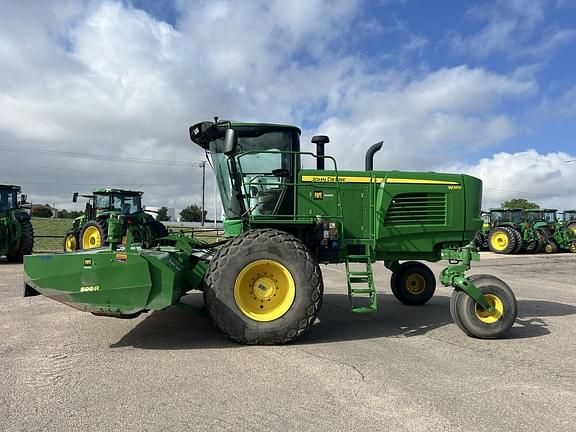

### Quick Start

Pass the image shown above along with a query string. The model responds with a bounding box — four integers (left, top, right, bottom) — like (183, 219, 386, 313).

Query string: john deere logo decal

(83, 258, 93, 268)
(313, 191, 324, 200)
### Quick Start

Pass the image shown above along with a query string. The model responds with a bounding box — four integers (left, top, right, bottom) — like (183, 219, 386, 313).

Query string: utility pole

(199, 161, 206, 226)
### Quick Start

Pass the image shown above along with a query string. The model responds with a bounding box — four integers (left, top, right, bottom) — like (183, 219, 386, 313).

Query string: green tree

(500, 198, 540, 210)
(156, 206, 170, 222)
(180, 204, 207, 222)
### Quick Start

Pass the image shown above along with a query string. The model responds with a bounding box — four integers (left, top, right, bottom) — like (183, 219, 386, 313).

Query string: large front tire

(80, 220, 108, 250)
(203, 229, 323, 344)
(390, 261, 436, 305)
(450, 274, 517, 339)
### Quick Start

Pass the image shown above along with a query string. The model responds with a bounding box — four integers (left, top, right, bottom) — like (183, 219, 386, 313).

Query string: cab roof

(92, 188, 143, 195)
(189, 119, 301, 150)
(0, 184, 21, 191)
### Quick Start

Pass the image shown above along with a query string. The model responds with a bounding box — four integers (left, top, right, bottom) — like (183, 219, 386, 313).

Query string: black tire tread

(390, 261, 436, 305)
(487, 226, 517, 254)
(203, 228, 323, 345)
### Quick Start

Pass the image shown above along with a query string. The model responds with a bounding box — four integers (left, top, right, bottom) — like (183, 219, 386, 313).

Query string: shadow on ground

(110, 292, 576, 350)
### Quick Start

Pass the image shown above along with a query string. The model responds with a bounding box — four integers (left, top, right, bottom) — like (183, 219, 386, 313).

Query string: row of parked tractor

(1, 184, 169, 261)
(475, 208, 576, 254)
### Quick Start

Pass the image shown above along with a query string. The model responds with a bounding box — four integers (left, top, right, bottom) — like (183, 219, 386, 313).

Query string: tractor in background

(64, 188, 168, 251)
(525, 209, 576, 253)
(25, 120, 518, 343)
(0, 184, 34, 262)
(562, 210, 576, 235)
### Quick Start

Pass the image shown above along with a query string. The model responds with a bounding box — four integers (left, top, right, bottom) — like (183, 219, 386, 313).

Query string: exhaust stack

(311, 135, 330, 170)
(365, 141, 383, 171)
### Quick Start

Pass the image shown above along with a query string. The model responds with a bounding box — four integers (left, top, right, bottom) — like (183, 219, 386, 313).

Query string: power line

(0, 145, 203, 166)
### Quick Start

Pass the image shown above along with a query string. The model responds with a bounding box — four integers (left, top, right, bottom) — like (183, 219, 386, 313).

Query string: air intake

(384, 193, 446, 225)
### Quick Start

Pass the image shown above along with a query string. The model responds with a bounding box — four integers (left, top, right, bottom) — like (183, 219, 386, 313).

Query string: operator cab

(0, 185, 20, 213)
(489, 208, 522, 226)
(190, 120, 301, 219)
(93, 189, 143, 216)
(525, 209, 558, 224)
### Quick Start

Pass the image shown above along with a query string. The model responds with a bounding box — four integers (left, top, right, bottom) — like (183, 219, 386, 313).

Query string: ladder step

(347, 254, 370, 260)
(348, 271, 371, 276)
(349, 277, 370, 284)
(351, 288, 373, 294)
(352, 306, 377, 313)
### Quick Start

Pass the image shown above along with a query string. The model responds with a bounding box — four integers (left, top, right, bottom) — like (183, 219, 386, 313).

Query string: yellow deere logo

(313, 191, 324, 200)
(83, 258, 93, 268)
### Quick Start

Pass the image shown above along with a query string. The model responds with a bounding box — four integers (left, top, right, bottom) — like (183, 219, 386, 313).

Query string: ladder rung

(352, 306, 377, 313)
(351, 288, 373, 294)
(347, 254, 369, 260)
(349, 271, 371, 276)
(349, 277, 370, 284)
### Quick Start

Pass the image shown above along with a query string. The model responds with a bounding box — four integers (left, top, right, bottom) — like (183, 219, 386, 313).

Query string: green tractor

(64, 188, 168, 251)
(484, 208, 544, 254)
(484, 208, 524, 254)
(562, 210, 576, 236)
(525, 209, 576, 253)
(0, 184, 34, 262)
(24, 120, 518, 342)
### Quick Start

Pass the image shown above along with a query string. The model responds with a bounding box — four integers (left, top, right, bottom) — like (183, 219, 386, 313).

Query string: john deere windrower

(24, 120, 518, 342)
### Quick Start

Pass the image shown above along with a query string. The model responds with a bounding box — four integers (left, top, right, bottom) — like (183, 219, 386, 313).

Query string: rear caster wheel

(450, 275, 517, 339)
(390, 261, 436, 305)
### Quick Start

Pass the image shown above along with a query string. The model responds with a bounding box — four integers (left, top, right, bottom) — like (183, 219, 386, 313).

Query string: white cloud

(447, 150, 576, 209)
(310, 66, 535, 171)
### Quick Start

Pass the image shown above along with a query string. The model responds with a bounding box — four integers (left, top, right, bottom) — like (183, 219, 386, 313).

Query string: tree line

(32, 203, 208, 222)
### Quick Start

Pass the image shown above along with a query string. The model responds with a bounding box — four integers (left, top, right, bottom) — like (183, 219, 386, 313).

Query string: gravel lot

(1, 252, 575, 431)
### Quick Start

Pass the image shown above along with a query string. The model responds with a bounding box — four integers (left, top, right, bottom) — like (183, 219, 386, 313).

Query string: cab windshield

(95, 194, 142, 215)
(490, 211, 521, 224)
(210, 130, 295, 218)
(0, 190, 17, 211)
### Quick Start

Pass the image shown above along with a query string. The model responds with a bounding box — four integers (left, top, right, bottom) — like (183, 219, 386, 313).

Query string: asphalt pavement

(1, 252, 575, 431)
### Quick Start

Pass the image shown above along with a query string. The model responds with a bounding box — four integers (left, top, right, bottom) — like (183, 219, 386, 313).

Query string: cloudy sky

(1, 0, 575, 218)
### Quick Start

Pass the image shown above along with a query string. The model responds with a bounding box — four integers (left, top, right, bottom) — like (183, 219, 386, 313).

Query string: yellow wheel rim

(490, 232, 508, 251)
(544, 244, 553, 253)
(475, 294, 504, 324)
(405, 274, 426, 295)
(234, 259, 295, 322)
(65, 235, 77, 251)
(82, 226, 102, 249)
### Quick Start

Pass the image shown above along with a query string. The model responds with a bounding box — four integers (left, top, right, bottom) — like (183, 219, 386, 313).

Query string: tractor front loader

(1, 184, 34, 262)
(64, 189, 168, 251)
(24, 120, 518, 343)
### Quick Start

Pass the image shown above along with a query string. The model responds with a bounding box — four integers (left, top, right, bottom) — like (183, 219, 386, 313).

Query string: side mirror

(72, 192, 78, 203)
(223, 128, 237, 155)
(272, 168, 289, 177)
(20, 194, 27, 204)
